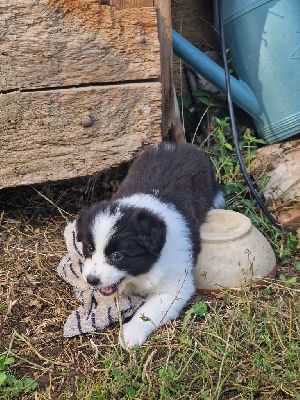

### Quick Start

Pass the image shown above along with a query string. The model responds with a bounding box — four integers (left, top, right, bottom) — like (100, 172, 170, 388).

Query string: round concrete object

(196, 209, 277, 292)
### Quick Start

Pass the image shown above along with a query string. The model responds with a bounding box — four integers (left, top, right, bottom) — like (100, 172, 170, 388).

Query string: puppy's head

(76, 201, 166, 295)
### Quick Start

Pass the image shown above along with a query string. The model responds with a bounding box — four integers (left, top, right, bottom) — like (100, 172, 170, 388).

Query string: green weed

(178, 89, 213, 112)
(280, 232, 299, 265)
(76, 287, 300, 399)
(0, 355, 38, 399)
(184, 301, 208, 324)
(279, 273, 298, 288)
(200, 117, 298, 260)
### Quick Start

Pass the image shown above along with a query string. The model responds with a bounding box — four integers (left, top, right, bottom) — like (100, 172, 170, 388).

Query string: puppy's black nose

(86, 275, 100, 286)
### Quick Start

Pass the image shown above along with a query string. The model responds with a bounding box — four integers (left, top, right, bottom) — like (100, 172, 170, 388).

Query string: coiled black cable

(218, 0, 283, 229)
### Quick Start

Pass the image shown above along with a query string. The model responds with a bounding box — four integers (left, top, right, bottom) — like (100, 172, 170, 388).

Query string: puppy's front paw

(119, 320, 152, 348)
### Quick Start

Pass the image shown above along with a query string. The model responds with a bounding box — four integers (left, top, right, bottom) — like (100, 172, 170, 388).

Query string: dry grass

(0, 171, 127, 399)
(77, 285, 300, 400)
(0, 167, 299, 400)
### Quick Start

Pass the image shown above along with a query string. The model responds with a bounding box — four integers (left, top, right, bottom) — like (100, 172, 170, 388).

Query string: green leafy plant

(0, 355, 38, 398)
(199, 117, 297, 262)
(78, 286, 300, 400)
(158, 364, 186, 399)
(192, 89, 213, 107)
(177, 89, 213, 122)
(280, 232, 298, 265)
(184, 301, 208, 324)
(279, 273, 298, 288)
(177, 95, 195, 119)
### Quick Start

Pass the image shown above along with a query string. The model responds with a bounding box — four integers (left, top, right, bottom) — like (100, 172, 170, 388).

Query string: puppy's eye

(86, 243, 94, 255)
(110, 251, 123, 262)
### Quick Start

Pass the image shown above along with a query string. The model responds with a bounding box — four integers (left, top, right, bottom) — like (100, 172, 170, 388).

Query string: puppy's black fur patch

(77, 143, 219, 272)
(76, 201, 116, 258)
(77, 203, 166, 275)
(105, 207, 166, 275)
(113, 143, 219, 262)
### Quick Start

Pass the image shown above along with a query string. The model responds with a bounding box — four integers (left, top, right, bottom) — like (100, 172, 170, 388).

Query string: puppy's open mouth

(98, 278, 124, 296)
(99, 284, 118, 296)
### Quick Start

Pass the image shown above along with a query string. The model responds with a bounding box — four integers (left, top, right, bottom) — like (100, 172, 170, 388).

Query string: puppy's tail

(213, 191, 226, 209)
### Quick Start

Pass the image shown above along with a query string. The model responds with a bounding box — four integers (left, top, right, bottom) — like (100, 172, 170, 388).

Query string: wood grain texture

(0, 0, 160, 91)
(0, 83, 162, 188)
(109, 0, 184, 140)
(154, 0, 174, 137)
(110, 0, 154, 7)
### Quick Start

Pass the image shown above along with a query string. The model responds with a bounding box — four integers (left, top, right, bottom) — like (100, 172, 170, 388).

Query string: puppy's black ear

(76, 205, 90, 243)
(76, 213, 84, 243)
(76, 201, 109, 243)
(134, 209, 166, 255)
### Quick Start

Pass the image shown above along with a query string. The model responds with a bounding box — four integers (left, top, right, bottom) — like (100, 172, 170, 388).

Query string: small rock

(21, 316, 32, 324)
(29, 298, 43, 309)
(81, 115, 94, 128)
(278, 209, 300, 233)
(251, 139, 300, 202)
(250, 143, 282, 176)
(250, 138, 300, 232)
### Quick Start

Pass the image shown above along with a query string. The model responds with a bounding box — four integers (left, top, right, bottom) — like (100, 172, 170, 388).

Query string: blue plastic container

(173, 0, 300, 143)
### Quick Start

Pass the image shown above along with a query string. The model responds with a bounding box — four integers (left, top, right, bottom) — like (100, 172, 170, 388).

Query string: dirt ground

(0, 173, 129, 398)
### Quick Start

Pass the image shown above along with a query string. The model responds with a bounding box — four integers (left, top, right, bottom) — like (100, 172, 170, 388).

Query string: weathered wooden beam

(154, 0, 183, 141)
(110, 0, 154, 7)
(0, 0, 185, 188)
(108, 0, 184, 141)
(0, 0, 160, 91)
(0, 83, 161, 188)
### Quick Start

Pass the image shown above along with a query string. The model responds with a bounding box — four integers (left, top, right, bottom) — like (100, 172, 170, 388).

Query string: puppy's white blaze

(213, 191, 225, 209)
(93, 209, 122, 252)
(118, 194, 195, 299)
(118, 193, 196, 348)
(82, 209, 126, 286)
(83, 258, 125, 287)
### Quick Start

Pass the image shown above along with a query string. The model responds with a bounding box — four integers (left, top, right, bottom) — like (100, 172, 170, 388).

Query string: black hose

(218, 0, 283, 229)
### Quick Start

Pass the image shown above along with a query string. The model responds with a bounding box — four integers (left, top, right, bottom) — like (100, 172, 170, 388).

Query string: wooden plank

(0, 82, 162, 188)
(154, 0, 173, 136)
(110, 0, 184, 141)
(110, 0, 154, 7)
(0, 0, 160, 91)
(155, 0, 184, 141)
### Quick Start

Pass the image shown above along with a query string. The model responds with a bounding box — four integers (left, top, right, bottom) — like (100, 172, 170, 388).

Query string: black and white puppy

(76, 143, 224, 347)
